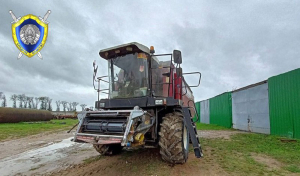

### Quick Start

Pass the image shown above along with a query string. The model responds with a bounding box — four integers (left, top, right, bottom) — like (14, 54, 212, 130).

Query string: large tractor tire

(159, 112, 189, 164)
(93, 144, 123, 155)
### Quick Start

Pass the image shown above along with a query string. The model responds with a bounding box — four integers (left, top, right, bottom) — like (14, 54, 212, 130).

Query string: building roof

(232, 80, 267, 93)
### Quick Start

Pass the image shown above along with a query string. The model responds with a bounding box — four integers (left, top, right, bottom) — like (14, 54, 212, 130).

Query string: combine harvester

(73, 42, 203, 164)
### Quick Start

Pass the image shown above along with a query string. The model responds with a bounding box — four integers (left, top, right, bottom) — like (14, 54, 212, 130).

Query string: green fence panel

(193, 101, 200, 123)
(268, 68, 300, 139)
(209, 92, 232, 128)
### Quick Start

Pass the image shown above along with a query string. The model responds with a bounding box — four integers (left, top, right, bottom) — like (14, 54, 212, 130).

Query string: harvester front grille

(81, 111, 131, 134)
(82, 119, 127, 134)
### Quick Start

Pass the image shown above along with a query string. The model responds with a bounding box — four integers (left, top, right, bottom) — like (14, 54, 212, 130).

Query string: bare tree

(80, 104, 87, 111)
(27, 97, 34, 109)
(39, 97, 44, 109)
(44, 97, 50, 110)
(1, 95, 7, 107)
(0, 92, 3, 107)
(72, 102, 79, 111)
(18, 94, 26, 108)
(10, 94, 18, 108)
(39, 97, 47, 110)
(47, 99, 52, 111)
(61, 101, 68, 112)
(17, 94, 22, 108)
(56, 100, 61, 111)
(40, 97, 50, 110)
(89, 106, 94, 111)
(68, 102, 72, 111)
(25, 97, 30, 108)
(24, 96, 28, 108)
(34, 97, 40, 109)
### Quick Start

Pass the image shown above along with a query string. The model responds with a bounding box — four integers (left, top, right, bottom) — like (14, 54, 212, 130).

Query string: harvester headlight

(155, 99, 163, 105)
(126, 47, 132, 51)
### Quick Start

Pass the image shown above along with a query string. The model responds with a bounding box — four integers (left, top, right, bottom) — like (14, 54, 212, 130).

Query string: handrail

(182, 72, 201, 87)
(97, 89, 109, 92)
(97, 76, 109, 83)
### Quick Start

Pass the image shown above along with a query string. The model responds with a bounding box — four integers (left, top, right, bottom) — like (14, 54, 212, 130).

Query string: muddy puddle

(0, 137, 95, 176)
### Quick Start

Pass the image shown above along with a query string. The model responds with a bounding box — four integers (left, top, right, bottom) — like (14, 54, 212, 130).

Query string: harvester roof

(99, 42, 150, 59)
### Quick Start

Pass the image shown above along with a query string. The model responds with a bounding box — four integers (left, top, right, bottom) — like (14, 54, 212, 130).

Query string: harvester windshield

(108, 53, 149, 98)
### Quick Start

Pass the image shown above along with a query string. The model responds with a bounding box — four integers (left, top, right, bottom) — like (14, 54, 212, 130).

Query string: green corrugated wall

(209, 92, 232, 128)
(193, 102, 200, 123)
(268, 68, 300, 139)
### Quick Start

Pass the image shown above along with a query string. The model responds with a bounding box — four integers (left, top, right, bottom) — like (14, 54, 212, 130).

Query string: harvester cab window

(109, 53, 149, 99)
(151, 60, 171, 97)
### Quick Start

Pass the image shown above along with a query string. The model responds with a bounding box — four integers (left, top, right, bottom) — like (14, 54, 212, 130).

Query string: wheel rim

(183, 125, 188, 151)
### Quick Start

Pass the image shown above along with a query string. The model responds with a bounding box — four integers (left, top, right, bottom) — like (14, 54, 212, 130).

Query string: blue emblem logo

(9, 10, 51, 59)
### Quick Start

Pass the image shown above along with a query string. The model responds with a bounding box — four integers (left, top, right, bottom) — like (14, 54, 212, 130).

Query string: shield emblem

(11, 14, 48, 58)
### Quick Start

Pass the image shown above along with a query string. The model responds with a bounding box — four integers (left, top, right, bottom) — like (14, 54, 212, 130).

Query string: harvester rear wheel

(159, 112, 189, 164)
(93, 144, 123, 155)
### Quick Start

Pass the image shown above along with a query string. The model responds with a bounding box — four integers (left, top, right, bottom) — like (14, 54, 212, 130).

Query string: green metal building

(268, 68, 300, 139)
(209, 92, 232, 128)
(195, 68, 299, 139)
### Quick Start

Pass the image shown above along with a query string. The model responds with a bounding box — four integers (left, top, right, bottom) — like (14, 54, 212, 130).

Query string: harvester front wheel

(93, 144, 123, 155)
(159, 112, 189, 164)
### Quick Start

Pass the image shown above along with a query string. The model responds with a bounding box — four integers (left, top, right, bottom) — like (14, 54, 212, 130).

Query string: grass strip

(196, 123, 232, 130)
(0, 119, 78, 141)
(201, 133, 300, 175)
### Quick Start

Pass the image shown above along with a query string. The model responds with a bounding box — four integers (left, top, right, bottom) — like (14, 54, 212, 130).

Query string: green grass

(196, 123, 232, 130)
(201, 133, 300, 175)
(285, 165, 300, 173)
(0, 119, 78, 141)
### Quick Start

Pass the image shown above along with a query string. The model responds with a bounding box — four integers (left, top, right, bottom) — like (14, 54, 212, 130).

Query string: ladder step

(182, 107, 203, 158)
(193, 148, 202, 158)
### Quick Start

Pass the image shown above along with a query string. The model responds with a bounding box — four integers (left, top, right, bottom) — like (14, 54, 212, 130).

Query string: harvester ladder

(182, 107, 203, 158)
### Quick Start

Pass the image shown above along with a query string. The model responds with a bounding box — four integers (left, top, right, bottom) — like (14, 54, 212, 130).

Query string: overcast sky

(0, 0, 299, 109)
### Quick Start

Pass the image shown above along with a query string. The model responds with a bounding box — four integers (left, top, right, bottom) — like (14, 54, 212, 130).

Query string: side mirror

(173, 50, 182, 64)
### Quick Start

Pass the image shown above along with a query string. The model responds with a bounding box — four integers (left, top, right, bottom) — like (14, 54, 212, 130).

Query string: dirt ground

(0, 130, 97, 176)
(0, 130, 248, 176)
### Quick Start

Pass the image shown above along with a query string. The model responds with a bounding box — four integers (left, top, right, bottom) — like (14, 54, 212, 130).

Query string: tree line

(9, 93, 52, 110)
(0, 92, 90, 111)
